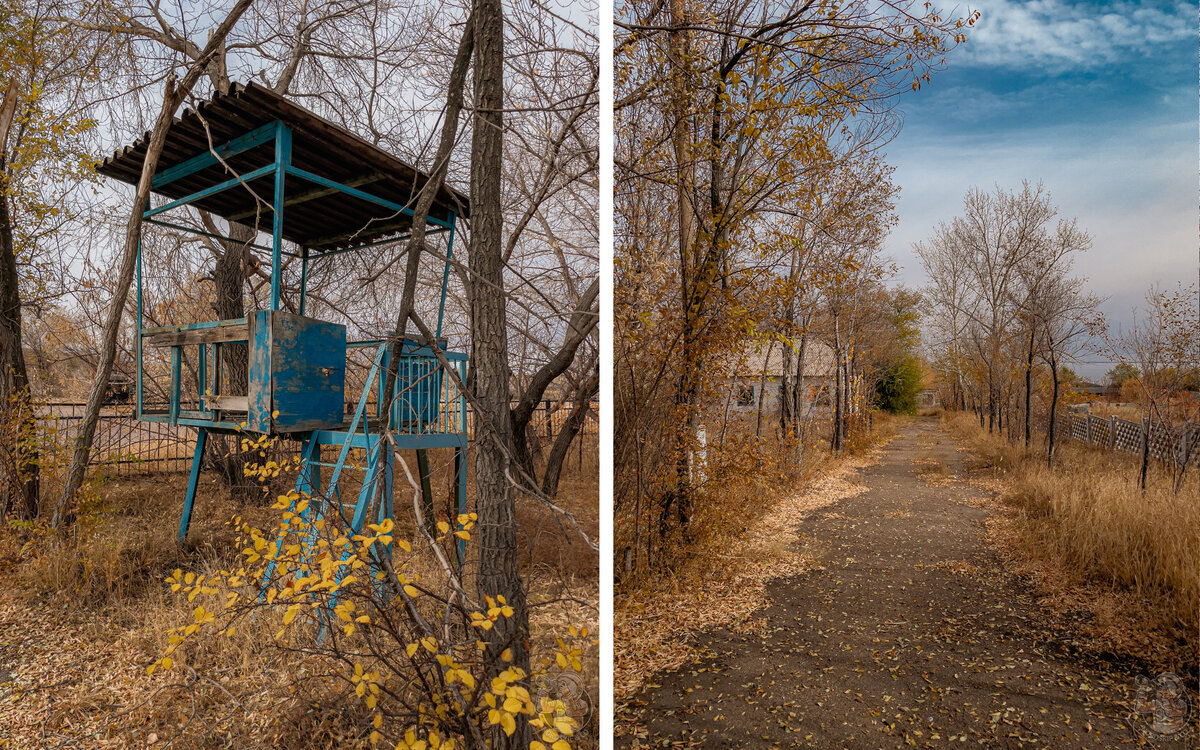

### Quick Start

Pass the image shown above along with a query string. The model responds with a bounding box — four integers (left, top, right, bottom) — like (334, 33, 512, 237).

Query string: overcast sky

(883, 0, 1198, 380)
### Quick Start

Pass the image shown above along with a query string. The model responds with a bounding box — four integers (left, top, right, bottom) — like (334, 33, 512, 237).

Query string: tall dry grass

(946, 412, 1199, 680)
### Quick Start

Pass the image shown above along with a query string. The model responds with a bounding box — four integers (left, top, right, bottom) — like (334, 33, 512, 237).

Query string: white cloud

(959, 0, 1195, 70)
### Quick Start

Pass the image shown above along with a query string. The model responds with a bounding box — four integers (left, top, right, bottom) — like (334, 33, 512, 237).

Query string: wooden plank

(144, 323, 249, 347)
(202, 395, 249, 412)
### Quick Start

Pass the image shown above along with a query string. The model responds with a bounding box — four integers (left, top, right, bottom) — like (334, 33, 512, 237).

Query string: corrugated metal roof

(97, 82, 469, 251)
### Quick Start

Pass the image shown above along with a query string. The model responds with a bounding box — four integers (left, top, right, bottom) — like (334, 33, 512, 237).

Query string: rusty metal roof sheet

(97, 81, 468, 250)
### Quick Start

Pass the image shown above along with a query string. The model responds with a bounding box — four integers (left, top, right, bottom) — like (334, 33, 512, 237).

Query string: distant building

(917, 389, 940, 410)
(1075, 381, 1107, 398)
(722, 338, 835, 416)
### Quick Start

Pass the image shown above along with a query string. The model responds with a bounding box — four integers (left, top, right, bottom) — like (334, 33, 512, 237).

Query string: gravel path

(619, 420, 1194, 748)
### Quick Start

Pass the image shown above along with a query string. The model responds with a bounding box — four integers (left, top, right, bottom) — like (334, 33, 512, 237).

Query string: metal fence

(1061, 413, 1199, 467)
(37, 399, 598, 476)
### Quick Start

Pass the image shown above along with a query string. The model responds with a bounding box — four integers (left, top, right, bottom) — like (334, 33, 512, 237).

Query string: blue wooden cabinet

(248, 311, 347, 433)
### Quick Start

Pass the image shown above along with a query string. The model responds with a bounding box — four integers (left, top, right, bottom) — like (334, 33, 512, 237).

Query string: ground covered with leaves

(617, 419, 1197, 748)
(0, 447, 599, 748)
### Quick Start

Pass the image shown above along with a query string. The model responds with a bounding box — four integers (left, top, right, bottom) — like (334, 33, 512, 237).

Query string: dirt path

(619, 419, 1193, 748)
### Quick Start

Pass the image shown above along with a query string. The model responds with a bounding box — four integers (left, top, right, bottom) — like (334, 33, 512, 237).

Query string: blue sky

(884, 0, 1198, 379)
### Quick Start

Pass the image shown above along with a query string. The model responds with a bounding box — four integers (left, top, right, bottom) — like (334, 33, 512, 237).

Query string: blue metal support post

(178, 428, 209, 543)
(270, 122, 292, 310)
(454, 443, 467, 567)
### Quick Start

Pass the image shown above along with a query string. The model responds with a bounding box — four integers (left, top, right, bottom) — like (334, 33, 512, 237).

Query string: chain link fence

(1061, 412, 1199, 467)
(37, 399, 598, 477)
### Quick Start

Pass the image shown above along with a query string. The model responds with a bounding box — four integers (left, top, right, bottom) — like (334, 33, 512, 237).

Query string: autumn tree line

(0, 0, 597, 745)
(919, 181, 1199, 490)
(614, 0, 978, 577)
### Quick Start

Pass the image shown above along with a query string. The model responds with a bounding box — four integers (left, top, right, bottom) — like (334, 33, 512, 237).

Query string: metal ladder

(263, 344, 393, 590)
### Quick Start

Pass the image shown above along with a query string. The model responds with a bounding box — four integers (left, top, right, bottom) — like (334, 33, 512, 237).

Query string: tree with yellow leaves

(0, 0, 105, 521)
(615, 0, 977, 559)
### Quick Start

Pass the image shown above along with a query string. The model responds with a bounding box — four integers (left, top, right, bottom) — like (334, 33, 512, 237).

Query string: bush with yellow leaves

(146, 440, 592, 749)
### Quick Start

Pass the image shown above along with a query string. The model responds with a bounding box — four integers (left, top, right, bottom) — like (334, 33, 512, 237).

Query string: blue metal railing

(138, 325, 466, 439)
(347, 340, 468, 436)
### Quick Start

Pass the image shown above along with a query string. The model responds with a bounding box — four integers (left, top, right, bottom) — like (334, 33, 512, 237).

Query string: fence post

(1108, 415, 1116, 451)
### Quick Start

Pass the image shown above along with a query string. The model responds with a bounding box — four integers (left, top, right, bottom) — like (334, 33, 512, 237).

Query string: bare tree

(1033, 276, 1100, 467)
(54, 0, 256, 527)
(917, 182, 1080, 433)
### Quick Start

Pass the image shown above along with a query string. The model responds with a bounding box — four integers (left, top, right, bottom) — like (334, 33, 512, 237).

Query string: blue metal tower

(97, 83, 469, 559)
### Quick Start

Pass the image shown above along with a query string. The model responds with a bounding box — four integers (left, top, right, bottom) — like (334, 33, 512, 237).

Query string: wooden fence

(1061, 413, 1199, 467)
(37, 399, 598, 477)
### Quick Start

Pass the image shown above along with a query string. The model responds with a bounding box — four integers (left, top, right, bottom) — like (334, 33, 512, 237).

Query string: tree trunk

(53, 0, 255, 528)
(778, 338, 793, 437)
(207, 222, 254, 497)
(831, 317, 843, 453)
(469, 0, 529, 744)
(541, 365, 597, 497)
(794, 330, 808, 439)
(0, 78, 38, 520)
(665, 0, 699, 537)
(509, 279, 597, 482)
(1024, 326, 1034, 448)
(987, 364, 995, 433)
(379, 14, 474, 441)
(1047, 357, 1060, 467)
(755, 339, 773, 437)
(1139, 413, 1151, 492)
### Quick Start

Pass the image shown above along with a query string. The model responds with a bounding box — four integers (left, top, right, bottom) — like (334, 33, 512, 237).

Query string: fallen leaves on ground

(613, 441, 890, 703)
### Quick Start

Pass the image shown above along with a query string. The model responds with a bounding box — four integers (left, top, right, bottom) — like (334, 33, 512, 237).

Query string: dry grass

(614, 416, 900, 705)
(945, 412, 1200, 683)
(0, 441, 599, 748)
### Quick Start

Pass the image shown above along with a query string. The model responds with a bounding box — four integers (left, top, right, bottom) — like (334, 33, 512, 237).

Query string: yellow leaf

(283, 604, 301, 626)
(161, 656, 173, 670)
(499, 712, 516, 736)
